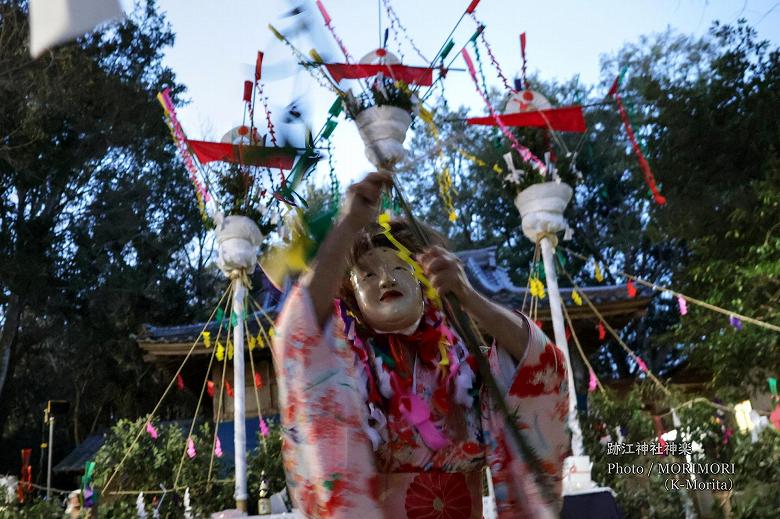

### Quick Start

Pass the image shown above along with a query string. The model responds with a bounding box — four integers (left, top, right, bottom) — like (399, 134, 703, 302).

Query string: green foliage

(248, 424, 286, 498)
(729, 429, 780, 518)
(0, 497, 64, 519)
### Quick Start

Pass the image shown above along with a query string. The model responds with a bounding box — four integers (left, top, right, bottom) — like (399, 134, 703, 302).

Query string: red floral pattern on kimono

(272, 285, 570, 518)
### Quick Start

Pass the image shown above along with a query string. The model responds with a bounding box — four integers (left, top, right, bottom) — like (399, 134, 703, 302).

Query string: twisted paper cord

(418, 107, 458, 221)
(469, 14, 516, 93)
(383, 0, 429, 64)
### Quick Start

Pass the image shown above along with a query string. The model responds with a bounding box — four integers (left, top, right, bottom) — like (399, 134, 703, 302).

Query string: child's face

(351, 247, 423, 333)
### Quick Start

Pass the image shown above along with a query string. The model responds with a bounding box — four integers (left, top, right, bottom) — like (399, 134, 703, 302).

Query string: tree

(0, 0, 212, 473)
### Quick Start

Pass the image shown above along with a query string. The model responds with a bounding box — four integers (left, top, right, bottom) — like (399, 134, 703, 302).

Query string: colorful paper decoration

(626, 279, 637, 298)
(145, 421, 158, 440)
(202, 331, 211, 348)
(17, 449, 32, 503)
(571, 290, 582, 306)
(467, 105, 586, 133)
(176, 373, 185, 391)
(226, 380, 234, 398)
(636, 357, 648, 373)
(227, 340, 234, 360)
(677, 296, 688, 316)
(729, 315, 743, 331)
(770, 404, 780, 431)
(254, 371, 264, 389)
(324, 63, 436, 85)
(611, 88, 666, 205)
(588, 369, 598, 392)
(461, 49, 547, 175)
(185, 140, 296, 169)
(594, 261, 604, 282)
(259, 418, 270, 437)
(597, 322, 606, 341)
(248, 335, 257, 351)
(186, 437, 196, 458)
(769, 377, 778, 397)
(207, 380, 215, 398)
(530, 278, 546, 299)
(214, 437, 223, 458)
(216, 342, 225, 361)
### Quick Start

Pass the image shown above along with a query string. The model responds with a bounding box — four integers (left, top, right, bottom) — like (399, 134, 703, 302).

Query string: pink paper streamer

(145, 422, 158, 440)
(636, 357, 648, 373)
(259, 418, 270, 437)
(214, 437, 223, 458)
(186, 437, 196, 458)
(398, 393, 450, 450)
(588, 368, 598, 393)
(677, 296, 688, 316)
(461, 49, 546, 175)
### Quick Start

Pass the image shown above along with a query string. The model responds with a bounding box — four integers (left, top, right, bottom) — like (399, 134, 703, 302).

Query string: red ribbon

(186, 140, 295, 169)
(176, 373, 185, 391)
(255, 51, 264, 82)
(243, 80, 253, 103)
(613, 94, 666, 205)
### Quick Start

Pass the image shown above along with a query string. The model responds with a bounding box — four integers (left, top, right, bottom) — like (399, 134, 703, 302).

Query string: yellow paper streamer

(216, 342, 225, 361)
(227, 340, 234, 360)
(530, 278, 546, 299)
(416, 106, 458, 222)
(594, 260, 604, 283)
(248, 335, 257, 351)
(202, 331, 211, 348)
(377, 212, 440, 308)
(572, 290, 583, 306)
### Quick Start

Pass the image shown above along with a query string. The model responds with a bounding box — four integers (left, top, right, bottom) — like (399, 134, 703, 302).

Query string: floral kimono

(272, 285, 570, 518)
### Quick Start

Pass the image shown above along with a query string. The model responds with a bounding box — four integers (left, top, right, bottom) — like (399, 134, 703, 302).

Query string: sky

(132, 0, 780, 185)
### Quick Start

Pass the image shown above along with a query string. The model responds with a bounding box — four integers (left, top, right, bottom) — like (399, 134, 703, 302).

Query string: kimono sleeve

(481, 315, 571, 519)
(271, 285, 384, 518)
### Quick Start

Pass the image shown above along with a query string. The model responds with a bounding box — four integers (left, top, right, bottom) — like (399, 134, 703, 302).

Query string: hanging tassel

(227, 340, 234, 360)
(254, 371, 264, 389)
(594, 261, 604, 282)
(259, 418, 270, 437)
(214, 437, 223, 458)
(257, 333, 266, 348)
(207, 380, 215, 398)
(186, 437, 196, 458)
(571, 290, 583, 306)
(588, 368, 598, 393)
(598, 322, 606, 341)
(677, 296, 688, 316)
(216, 342, 225, 361)
(626, 279, 637, 298)
(202, 331, 211, 348)
(176, 373, 185, 391)
(729, 315, 743, 331)
(636, 357, 649, 373)
(248, 335, 257, 351)
(226, 380, 234, 398)
(145, 421, 158, 440)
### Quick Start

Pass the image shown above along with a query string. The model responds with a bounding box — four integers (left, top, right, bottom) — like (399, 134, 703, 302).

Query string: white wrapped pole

(232, 280, 248, 509)
(355, 105, 412, 169)
(215, 213, 262, 512)
(515, 182, 594, 493)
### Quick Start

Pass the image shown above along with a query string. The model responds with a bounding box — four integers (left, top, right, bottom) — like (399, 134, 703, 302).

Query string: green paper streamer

(769, 377, 778, 396)
(328, 98, 343, 117)
(215, 307, 224, 323)
(81, 460, 95, 488)
(321, 119, 338, 139)
(439, 39, 455, 61)
(556, 250, 566, 266)
(469, 25, 485, 43)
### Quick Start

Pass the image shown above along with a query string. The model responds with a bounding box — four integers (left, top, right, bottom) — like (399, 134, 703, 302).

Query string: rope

(560, 298, 606, 394)
(556, 260, 672, 397)
(173, 285, 233, 488)
(560, 246, 780, 334)
(101, 286, 232, 495)
(243, 314, 269, 455)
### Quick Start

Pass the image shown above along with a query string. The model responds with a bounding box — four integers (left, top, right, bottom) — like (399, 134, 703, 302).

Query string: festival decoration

(259, 418, 270, 438)
(186, 437, 196, 459)
(214, 437, 223, 458)
(626, 279, 637, 298)
(145, 422, 158, 440)
(16, 449, 32, 503)
(136, 492, 147, 519)
(176, 373, 185, 391)
(677, 296, 688, 316)
(609, 71, 666, 205)
(729, 315, 743, 331)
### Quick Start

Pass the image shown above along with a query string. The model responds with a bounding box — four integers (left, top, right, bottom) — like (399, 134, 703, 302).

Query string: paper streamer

(207, 380, 215, 398)
(145, 422, 158, 440)
(201, 331, 211, 348)
(571, 290, 582, 306)
(677, 296, 688, 316)
(176, 373, 185, 391)
(377, 212, 440, 307)
(315, 0, 353, 62)
(613, 93, 666, 205)
(594, 260, 604, 282)
(588, 368, 598, 392)
(627, 279, 637, 298)
(156, 90, 210, 223)
(259, 418, 270, 437)
(254, 371, 264, 389)
(461, 49, 547, 175)
(636, 357, 649, 373)
(729, 315, 743, 331)
(186, 437, 196, 458)
(411, 105, 457, 222)
(226, 380, 234, 398)
(214, 437, 223, 458)
(598, 322, 606, 341)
